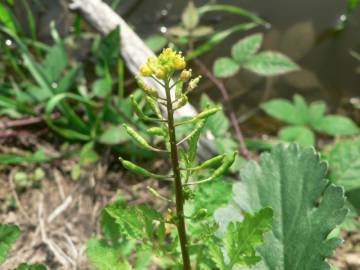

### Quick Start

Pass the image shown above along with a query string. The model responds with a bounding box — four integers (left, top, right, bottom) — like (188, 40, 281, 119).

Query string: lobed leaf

(232, 144, 348, 270)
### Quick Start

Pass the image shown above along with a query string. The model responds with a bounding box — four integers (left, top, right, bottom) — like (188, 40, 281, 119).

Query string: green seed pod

(187, 154, 226, 171)
(130, 95, 146, 119)
(175, 81, 184, 99)
(119, 157, 170, 179)
(195, 106, 221, 120)
(206, 151, 237, 181)
(123, 124, 163, 152)
(145, 96, 162, 118)
(137, 77, 159, 98)
(147, 127, 167, 136)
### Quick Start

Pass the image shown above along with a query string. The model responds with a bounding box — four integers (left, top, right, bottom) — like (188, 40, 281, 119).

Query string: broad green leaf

(308, 101, 326, 127)
(92, 78, 112, 98)
(244, 52, 299, 76)
(315, 115, 360, 136)
(323, 138, 360, 191)
(213, 57, 240, 78)
(210, 208, 273, 269)
(99, 125, 129, 145)
(182, 1, 199, 30)
(261, 99, 302, 125)
(233, 144, 348, 270)
(42, 43, 68, 82)
(186, 23, 257, 60)
(293, 94, 309, 124)
(145, 34, 168, 52)
(87, 239, 133, 270)
(0, 224, 20, 264)
(279, 125, 315, 146)
(231, 33, 263, 63)
(15, 263, 47, 270)
(0, 3, 18, 34)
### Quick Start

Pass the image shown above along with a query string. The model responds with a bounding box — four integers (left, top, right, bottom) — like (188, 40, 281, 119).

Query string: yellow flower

(140, 64, 152, 77)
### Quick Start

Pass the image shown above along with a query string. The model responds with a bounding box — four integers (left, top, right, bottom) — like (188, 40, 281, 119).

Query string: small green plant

(87, 48, 273, 269)
(261, 94, 360, 146)
(0, 223, 47, 269)
(213, 33, 299, 78)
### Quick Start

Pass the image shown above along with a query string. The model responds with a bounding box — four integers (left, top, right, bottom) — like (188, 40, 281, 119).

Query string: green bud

(119, 157, 171, 180)
(195, 106, 221, 120)
(123, 124, 163, 152)
(173, 95, 188, 110)
(137, 77, 159, 98)
(187, 154, 226, 171)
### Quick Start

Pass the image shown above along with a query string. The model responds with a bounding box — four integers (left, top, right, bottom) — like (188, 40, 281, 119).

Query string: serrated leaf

(87, 239, 133, 270)
(0, 224, 20, 264)
(14, 263, 47, 270)
(213, 57, 240, 78)
(244, 51, 299, 76)
(279, 125, 315, 146)
(211, 208, 273, 269)
(315, 115, 359, 136)
(232, 144, 348, 270)
(231, 33, 263, 63)
(323, 138, 360, 191)
(261, 99, 302, 125)
(182, 1, 199, 30)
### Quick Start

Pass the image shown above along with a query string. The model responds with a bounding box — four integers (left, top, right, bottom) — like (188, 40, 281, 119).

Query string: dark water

(13, 0, 360, 118)
(125, 0, 360, 107)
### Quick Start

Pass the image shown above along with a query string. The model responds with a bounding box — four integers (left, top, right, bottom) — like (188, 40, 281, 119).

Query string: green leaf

(15, 263, 47, 270)
(231, 33, 263, 63)
(315, 115, 359, 136)
(0, 224, 20, 264)
(92, 78, 112, 98)
(200, 95, 230, 136)
(308, 101, 326, 127)
(279, 125, 315, 146)
(198, 4, 265, 24)
(0, 3, 18, 34)
(323, 138, 360, 191)
(0, 150, 53, 165)
(186, 23, 257, 60)
(210, 208, 273, 269)
(244, 52, 299, 76)
(293, 94, 309, 124)
(213, 57, 240, 78)
(87, 239, 133, 270)
(145, 34, 168, 53)
(97, 26, 121, 65)
(42, 43, 68, 82)
(233, 144, 348, 270)
(261, 99, 303, 125)
(182, 1, 199, 30)
(99, 125, 129, 145)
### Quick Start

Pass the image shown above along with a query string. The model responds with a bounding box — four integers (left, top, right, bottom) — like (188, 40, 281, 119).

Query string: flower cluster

(140, 48, 186, 79)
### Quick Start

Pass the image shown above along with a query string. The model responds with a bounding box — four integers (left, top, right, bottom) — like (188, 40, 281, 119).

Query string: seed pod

(137, 78, 159, 98)
(130, 95, 146, 119)
(187, 154, 226, 171)
(196, 106, 221, 120)
(147, 127, 167, 136)
(205, 151, 237, 181)
(175, 81, 184, 99)
(119, 157, 170, 179)
(146, 96, 162, 118)
(123, 124, 163, 152)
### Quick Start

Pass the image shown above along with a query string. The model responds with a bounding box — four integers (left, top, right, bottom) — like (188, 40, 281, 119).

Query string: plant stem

(164, 78, 192, 270)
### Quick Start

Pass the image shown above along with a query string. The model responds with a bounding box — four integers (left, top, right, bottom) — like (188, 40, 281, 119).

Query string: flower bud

(180, 69, 192, 82)
(140, 64, 152, 77)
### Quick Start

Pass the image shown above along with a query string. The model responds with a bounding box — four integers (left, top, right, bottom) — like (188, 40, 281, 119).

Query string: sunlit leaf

(279, 125, 315, 146)
(182, 1, 199, 30)
(213, 57, 239, 78)
(0, 224, 20, 264)
(231, 33, 263, 63)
